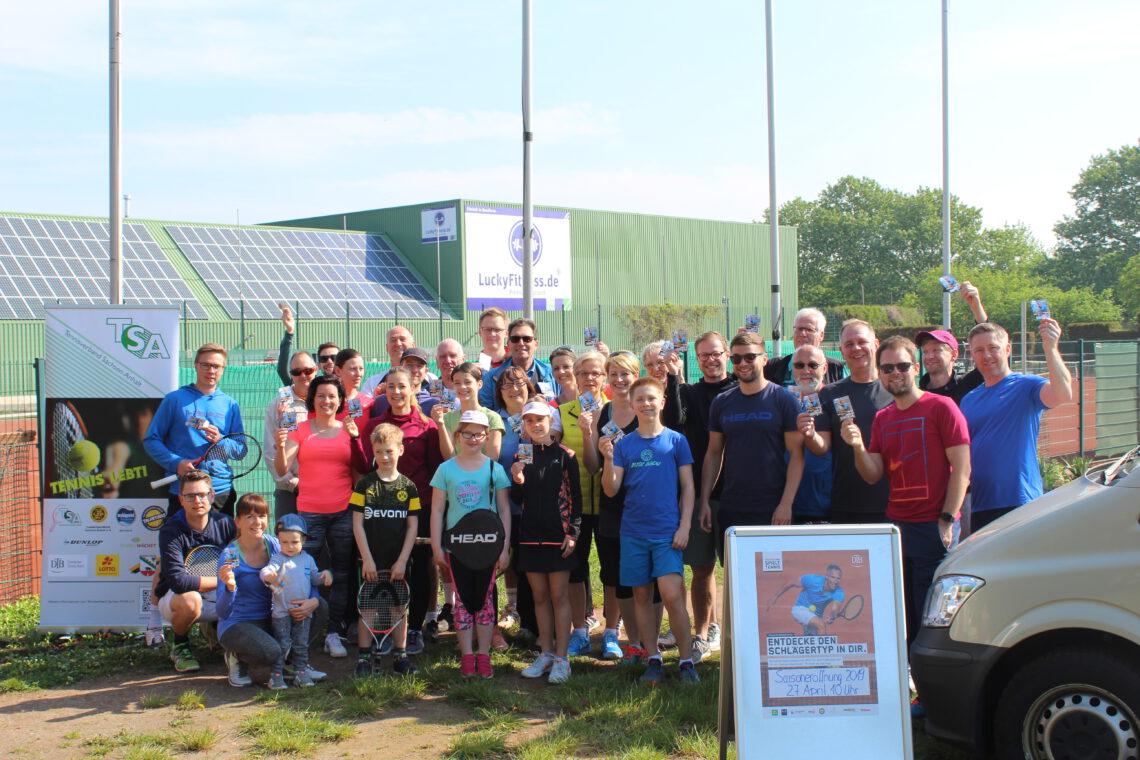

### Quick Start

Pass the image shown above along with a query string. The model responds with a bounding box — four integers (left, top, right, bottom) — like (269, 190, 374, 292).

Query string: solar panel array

(0, 217, 208, 319)
(164, 225, 441, 320)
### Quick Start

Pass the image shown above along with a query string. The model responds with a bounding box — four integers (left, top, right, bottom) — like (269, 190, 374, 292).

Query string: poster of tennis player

(755, 549, 879, 715)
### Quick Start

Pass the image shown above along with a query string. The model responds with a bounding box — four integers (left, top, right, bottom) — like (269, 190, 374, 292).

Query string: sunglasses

(879, 362, 915, 374)
(509, 335, 535, 344)
(318, 354, 337, 362)
(793, 361, 822, 370)
(729, 352, 764, 364)
(289, 367, 316, 377)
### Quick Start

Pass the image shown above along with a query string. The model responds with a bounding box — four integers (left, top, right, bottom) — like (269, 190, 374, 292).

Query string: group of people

(141, 285, 1073, 695)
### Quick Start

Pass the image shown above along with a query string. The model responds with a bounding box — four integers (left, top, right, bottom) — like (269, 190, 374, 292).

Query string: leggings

(220, 598, 328, 668)
(407, 544, 433, 630)
(447, 554, 497, 631)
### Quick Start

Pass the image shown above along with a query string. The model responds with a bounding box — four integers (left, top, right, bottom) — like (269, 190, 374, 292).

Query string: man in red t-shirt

(840, 335, 970, 645)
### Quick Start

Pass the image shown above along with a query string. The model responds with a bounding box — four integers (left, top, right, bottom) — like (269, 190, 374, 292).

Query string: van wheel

(994, 648, 1140, 760)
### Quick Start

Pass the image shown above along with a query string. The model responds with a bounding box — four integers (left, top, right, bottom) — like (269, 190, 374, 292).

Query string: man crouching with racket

(767, 564, 845, 635)
(156, 470, 236, 673)
(350, 423, 421, 678)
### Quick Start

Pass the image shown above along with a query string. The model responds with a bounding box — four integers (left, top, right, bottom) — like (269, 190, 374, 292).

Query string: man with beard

(787, 344, 832, 524)
(841, 336, 970, 646)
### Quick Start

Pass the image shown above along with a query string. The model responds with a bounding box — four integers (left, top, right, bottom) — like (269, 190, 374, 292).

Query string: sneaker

(521, 652, 556, 679)
(602, 631, 623, 660)
(423, 619, 439, 644)
(640, 658, 665, 685)
(199, 620, 218, 650)
(548, 656, 571, 684)
(567, 630, 591, 657)
(377, 634, 395, 656)
(658, 630, 677, 649)
(324, 633, 348, 658)
(406, 629, 425, 655)
(170, 642, 200, 673)
(225, 651, 252, 687)
(491, 627, 509, 652)
(691, 636, 711, 664)
(679, 661, 700, 684)
(303, 666, 326, 682)
(621, 644, 646, 666)
(295, 670, 316, 688)
(267, 672, 287, 690)
(707, 622, 721, 650)
(392, 654, 418, 676)
(586, 615, 602, 633)
(460, 653, 476, 678)
(355, 658, 373, 678)
(476, 652, 494, 679)
(499, 603, 520, 629)
(438, 603, 454, 632)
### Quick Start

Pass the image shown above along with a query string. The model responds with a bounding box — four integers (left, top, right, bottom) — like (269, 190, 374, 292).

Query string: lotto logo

(95, 554, 120, 577)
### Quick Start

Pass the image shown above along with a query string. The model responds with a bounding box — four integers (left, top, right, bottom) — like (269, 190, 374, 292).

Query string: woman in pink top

(274, 374, 361, 657)
(334, 348, 373, 421)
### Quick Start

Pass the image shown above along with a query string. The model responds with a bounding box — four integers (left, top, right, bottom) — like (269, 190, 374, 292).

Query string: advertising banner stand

(718, 525, 912, 760)
(39, 306, 180, 633)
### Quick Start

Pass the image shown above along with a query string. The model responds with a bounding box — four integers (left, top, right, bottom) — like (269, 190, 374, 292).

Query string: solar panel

(165, 225, 442, 320)
(0, 217, 208, 319)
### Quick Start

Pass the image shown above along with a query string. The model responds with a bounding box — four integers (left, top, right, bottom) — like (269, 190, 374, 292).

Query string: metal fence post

(1077, 339, 1085, 458)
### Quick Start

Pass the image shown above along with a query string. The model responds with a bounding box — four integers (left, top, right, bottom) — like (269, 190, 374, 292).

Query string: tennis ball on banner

(809, 605, 817, 612)
(68, 440, 100, 472)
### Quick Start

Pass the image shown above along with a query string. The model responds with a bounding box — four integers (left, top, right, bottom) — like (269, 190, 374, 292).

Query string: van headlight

(923, 575, 985, 628)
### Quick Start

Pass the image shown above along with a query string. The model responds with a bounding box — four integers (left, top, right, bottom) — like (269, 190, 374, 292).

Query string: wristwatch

(939, 512, 955, 523)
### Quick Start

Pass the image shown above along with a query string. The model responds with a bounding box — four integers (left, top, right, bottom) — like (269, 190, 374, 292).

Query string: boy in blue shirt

(599, 376, 698, 685)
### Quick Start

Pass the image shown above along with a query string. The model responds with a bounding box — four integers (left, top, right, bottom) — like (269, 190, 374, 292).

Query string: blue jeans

(299, 510, 355, 637)
(271, 615, 311, 674)
(895, 519, 960, 648)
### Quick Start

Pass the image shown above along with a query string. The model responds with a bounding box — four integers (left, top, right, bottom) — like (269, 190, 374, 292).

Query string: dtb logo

(107, 317, 170, 360)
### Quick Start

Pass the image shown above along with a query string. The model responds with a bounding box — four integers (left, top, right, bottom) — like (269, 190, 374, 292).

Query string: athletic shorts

(791, 605, 817, 626)
(619, 535, 682, 588)
(158, 589, 217, 623)
(683, 499, 718, 567)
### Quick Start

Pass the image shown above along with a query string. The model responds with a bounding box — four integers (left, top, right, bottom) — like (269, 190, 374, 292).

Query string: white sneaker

(324, 633, 348, 658)
(521, 652, 556, 679)
(707, 622, 722, 650)
(547, 657, 571, 684)
(225, 651, 252, 687)
(658, 630, 677, 649)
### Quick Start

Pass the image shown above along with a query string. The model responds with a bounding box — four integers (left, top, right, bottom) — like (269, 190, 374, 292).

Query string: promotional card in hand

(507, 413, 522, 434)
(672, 330, 688, 353)
(801, 393, 823, 416)
(744, 314, 761, 333)
(833, 395, 855, 421)
(440, 388, 457, 411)
(516, 443, 534, 464)
(1030, 299, 1051, 321)
(939, 275, 961, 293)
(661, 340, 675, 353)
(280, 410, 297, 431)
(186, 414, 208, 430)
(601, 420, 626, 444)
(346, 397, 363, 419)
(583, 326, 599, 347)
(578, 391, 601, 413)
(428, 377, 443, 398)
(537, 382, 554, 397)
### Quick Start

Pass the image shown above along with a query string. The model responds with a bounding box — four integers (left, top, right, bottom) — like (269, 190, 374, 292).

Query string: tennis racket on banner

(52, 401, 94, 498)
(150, 433, 261, 489)
(828, 594, 865, 624)
(358, 572, 411, 665)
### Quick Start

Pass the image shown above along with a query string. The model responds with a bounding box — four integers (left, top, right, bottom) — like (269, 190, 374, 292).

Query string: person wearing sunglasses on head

(264, 350, 317, 519)
(700, 332, 804, 555)
(763, 308, 846, 387)
(479, 318, 560, 409)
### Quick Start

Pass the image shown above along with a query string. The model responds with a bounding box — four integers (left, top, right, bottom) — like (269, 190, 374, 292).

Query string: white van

(911, 447, 1140, 760)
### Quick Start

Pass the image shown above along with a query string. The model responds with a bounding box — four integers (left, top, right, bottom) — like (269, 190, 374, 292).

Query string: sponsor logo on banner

(64, 539, 104, 547)
(90, 505, 108, 523)
(96, 554, 120, 577)
(106, 317, 171, 360)
(50, 506, 82, 531)
(141, 506, 166, 531)
(508, 220, 543, 266)
(131, 556, 159, 577)
(116, 507, 136, 526)
(762, 552, 783, 572)
(47, 555, 88, 577)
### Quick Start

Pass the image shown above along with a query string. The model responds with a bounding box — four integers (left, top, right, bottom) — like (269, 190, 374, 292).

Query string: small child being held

(259, 514, 331, 689)
(350, 423, 421, 677)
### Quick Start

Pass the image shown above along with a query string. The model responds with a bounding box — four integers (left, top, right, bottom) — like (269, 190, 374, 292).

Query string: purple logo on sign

(508, 221, 542, 267)
(434, 211, 445, 226)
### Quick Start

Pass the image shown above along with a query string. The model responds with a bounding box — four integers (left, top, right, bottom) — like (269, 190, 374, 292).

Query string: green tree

(614, 302, 720, 347)
(1118, 253, 1140, 322)
(1046, 142, 1140, 293)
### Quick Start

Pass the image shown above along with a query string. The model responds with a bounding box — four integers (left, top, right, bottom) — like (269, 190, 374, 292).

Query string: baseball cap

(915, 329, 957, 350)
(276, 513, 309, 537)
(459, 410, 490, 428)
(521, 401, 552, 418)
(401, 347, 430, 364)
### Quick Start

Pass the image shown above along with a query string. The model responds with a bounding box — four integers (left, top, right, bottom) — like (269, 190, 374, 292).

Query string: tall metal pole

(941, 0, 952, 330)
(436, 219, 443, 342)
(765, 0, 782, 358)
(521, 0, 534, 319)
(109, 0, 123, 304)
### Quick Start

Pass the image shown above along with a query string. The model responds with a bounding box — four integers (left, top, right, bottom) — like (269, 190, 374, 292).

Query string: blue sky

(1, 0, 1136, 246)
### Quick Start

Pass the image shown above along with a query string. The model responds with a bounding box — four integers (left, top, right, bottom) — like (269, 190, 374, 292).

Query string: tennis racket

(830, 594, 864, 623)
(150, 432, 262, 489)
(358, 572, 411, 665)
(52, 401, 93, 498)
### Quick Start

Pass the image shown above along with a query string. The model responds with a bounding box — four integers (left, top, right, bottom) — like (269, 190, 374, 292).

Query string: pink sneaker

(476, 653, 493, 679)
(460, 653, 476, 678)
